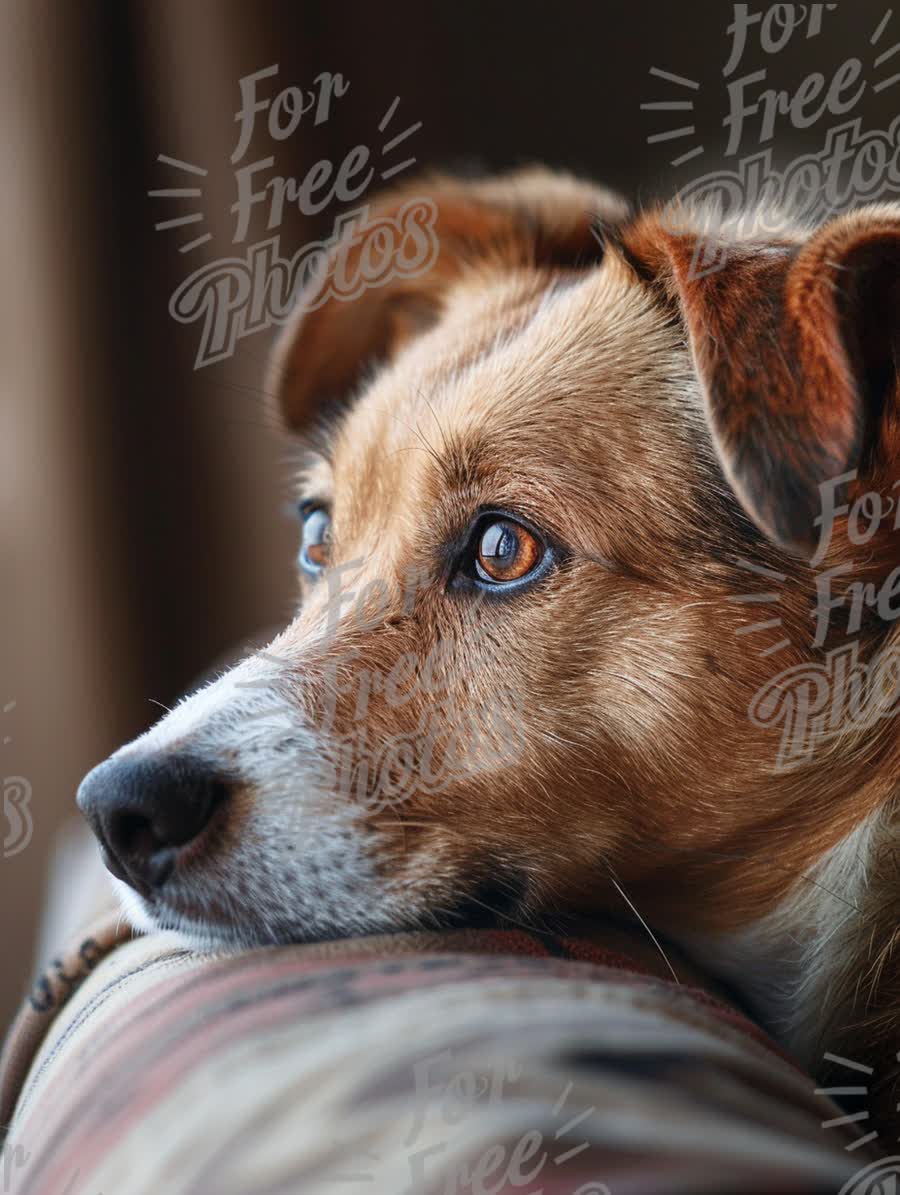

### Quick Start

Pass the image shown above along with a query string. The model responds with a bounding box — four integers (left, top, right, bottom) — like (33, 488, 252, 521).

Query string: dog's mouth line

(133, 864, 535, 949)
(127, 857, 680, 959)
(138, 899, 280, 950)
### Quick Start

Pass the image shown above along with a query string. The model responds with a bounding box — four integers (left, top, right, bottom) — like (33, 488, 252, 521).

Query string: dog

(77, 168, 900, 1129)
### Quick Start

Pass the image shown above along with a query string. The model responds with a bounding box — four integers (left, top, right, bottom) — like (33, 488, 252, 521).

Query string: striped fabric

(1, 915, 877, 1195)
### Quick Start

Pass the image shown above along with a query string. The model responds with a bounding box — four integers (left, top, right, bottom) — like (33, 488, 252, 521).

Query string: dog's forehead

(327, 257, 703, 553)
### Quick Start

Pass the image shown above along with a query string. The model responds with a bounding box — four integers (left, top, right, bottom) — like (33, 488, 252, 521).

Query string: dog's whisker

(602, 863, 680, 984)
(414, 386, 451, 458)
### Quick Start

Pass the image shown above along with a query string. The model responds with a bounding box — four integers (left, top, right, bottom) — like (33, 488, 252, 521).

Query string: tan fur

(86, 169, 900, 1133)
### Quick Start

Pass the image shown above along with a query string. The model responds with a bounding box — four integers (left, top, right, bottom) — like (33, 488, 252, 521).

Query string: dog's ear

(270, 168, 629, 431)
(623, 207, 900, 555)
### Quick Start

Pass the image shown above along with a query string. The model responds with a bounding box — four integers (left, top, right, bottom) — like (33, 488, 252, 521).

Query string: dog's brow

(419, 426, 489, 491)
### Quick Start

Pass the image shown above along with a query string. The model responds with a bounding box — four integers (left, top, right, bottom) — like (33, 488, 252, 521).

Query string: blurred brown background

(1, 0, 895, 1030)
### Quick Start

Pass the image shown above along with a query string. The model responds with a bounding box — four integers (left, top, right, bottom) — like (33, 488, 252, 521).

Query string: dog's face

(78, 171, 900, 956)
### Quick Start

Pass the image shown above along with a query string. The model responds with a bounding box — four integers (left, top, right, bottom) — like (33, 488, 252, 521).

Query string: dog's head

(78, 169, 900, 954)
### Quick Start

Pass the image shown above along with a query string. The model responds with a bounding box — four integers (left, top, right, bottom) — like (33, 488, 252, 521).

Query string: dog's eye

(298, 505, 331, 576)
(474, 518, 544, 585)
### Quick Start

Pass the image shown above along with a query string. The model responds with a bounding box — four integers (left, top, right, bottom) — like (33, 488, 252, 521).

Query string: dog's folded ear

(270, 168, 629, 432)
(623, 206, 900, 556)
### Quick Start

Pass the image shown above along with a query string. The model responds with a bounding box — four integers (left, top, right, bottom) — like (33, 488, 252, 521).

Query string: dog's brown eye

(475, 519, 543, 584)
(299, 506, 331, 576)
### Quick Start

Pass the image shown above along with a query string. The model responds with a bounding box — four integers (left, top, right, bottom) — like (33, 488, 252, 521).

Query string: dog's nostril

(76, 754, 230, 896)
(110, 811, 160, 857)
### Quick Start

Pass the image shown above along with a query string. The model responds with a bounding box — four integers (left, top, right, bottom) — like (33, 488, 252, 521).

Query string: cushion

(1, 910, 873, 1195)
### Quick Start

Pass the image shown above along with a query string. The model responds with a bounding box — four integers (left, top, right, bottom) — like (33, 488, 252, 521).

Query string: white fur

(685, 804, 894, 1068)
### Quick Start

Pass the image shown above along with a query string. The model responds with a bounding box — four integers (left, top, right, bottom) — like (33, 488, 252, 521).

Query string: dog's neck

(711, 620, 900, 1046)
(696, 786, 899, 1125)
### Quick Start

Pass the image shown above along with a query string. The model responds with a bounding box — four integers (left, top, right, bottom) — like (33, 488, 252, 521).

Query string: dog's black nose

(76, 754, 228, 896)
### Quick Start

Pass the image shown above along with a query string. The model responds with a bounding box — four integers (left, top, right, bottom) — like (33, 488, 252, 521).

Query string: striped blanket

(0, 852, 884, 1195)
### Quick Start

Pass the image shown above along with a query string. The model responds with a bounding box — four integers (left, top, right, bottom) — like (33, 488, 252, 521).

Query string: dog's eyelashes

(297, 504, 331, 577)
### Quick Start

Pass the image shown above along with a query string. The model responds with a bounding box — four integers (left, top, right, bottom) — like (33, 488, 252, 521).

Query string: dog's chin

(107, 862, 534, 953)
(109, 874, 415, 953)
(109, 877, 268, 952)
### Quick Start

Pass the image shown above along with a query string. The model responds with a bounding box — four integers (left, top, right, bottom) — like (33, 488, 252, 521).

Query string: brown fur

(271, 171, 900, 1124)
(90, 168, 900, 1133)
